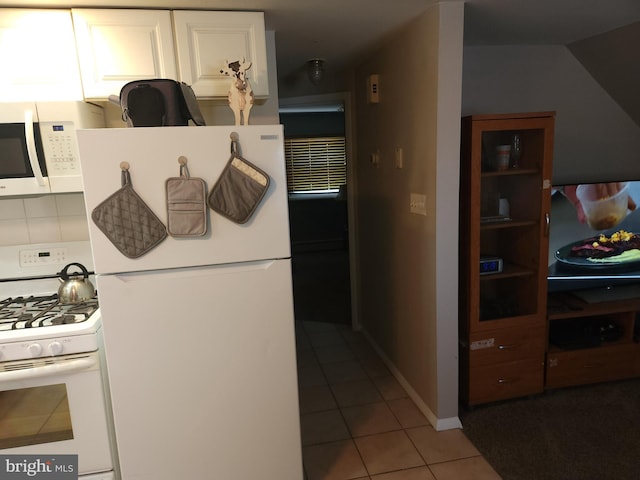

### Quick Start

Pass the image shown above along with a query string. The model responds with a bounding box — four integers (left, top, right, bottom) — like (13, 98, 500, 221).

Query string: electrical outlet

(410, 193, 427, 216)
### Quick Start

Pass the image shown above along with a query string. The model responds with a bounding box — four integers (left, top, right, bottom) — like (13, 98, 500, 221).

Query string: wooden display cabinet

(459, 112, 555, 406)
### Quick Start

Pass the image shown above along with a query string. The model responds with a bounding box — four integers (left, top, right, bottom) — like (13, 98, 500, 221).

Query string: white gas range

(0, 241, 117, 480)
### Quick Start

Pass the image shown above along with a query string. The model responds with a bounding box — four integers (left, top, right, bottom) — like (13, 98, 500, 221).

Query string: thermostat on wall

(480, 256, 503, 275)
(367, 74, 380, 103)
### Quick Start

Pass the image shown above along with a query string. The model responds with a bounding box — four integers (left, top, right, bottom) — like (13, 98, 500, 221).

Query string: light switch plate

(395, 147, 403, 169)
(410, 193, 427, 215)
(370, 150, 380, 167)
(367, 74, 380, 103)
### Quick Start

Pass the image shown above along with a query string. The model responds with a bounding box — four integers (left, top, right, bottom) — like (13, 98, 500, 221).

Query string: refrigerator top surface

(77, 126, 291, 274)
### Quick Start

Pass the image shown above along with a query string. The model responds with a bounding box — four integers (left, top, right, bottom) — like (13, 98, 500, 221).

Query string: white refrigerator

(77, 126, 302, 480)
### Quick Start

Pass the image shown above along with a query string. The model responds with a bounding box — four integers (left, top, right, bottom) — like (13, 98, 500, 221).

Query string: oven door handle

(0, 356, 97, 382)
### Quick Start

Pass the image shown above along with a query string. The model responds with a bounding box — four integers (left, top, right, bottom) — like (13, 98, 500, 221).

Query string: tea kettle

(58, 263, 96, 304)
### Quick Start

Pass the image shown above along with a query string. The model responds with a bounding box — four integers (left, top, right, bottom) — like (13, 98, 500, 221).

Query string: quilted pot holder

(207, 135, 270, 224)
(165, 156, 207, 237)
(92, 162, 167, 258)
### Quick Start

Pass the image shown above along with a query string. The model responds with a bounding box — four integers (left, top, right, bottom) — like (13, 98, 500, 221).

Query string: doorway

(280, 94, 354, 326)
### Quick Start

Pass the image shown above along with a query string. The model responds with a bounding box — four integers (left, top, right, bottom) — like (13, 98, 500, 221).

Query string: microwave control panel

(40, 121, 80, 176)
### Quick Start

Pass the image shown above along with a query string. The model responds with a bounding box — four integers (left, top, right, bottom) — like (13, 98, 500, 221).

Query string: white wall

(353, 1, 464, 430)
(462, 45, 640, 185)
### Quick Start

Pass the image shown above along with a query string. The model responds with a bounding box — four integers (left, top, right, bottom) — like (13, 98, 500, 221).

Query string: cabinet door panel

(460, 113, 555, 332)
(0, 9, 83, 101)
(546, 344, 639, 389)
(173, 11, 269, 98)
(73, 9, 177, 100)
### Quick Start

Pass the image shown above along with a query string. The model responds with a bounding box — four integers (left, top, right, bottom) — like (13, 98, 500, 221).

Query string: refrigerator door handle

(104, 259, 281, 283)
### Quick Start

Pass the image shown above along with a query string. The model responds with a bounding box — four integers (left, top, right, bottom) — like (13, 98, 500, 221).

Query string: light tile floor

(296, 320, 502, 480)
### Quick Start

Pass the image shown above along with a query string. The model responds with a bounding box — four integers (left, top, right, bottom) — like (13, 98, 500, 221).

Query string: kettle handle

(59, 262, 90, 281)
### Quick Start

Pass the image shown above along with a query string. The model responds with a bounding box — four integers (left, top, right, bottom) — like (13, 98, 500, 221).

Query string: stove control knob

(49, 341, 64, 356)
(28, 343, 43, 357)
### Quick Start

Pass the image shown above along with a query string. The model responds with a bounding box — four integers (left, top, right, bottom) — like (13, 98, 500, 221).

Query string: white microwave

(0, 101, 105, 196)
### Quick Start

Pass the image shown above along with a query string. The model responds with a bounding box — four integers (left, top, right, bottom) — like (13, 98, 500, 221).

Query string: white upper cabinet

(0, 9, 83, 101)
(173, 11, 269, 98)
(72, 9, 178, 100)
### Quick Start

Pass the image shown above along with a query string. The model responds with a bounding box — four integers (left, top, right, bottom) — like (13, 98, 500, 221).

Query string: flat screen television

(548, 180, 640, 302)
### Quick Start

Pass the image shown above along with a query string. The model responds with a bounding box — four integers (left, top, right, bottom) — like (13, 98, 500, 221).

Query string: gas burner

(0, 295, 99, 332)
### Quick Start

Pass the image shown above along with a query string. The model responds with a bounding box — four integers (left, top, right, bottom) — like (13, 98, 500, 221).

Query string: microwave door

(0, 109, 50, 196)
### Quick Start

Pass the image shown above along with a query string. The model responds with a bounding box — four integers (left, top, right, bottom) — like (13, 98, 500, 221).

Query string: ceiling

(3, 0, 640, 102)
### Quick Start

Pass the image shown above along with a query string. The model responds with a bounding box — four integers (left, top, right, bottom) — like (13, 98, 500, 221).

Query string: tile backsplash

(0, 193, 89, 246)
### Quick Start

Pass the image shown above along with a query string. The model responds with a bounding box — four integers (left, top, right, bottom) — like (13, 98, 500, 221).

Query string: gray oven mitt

(92, 162, 167, 258)
(207, 135, 270, 224)
(166, 156, 207, 237)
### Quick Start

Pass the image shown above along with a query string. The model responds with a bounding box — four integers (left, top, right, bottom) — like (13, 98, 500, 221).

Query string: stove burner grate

(0, 295, 99, 331)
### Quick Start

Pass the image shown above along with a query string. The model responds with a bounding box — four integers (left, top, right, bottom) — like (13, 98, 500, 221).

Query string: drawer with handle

(468, 358, 545, 405)
(467, 326, 545, 367)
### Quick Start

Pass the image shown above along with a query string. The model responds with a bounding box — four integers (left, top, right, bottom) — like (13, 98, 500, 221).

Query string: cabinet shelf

(547, 339, 635, 355)
(480, 262, 535, 280)
(548, 292, 640, 320)
(480, 219, 537, 230)
(481, 168, 539, 177)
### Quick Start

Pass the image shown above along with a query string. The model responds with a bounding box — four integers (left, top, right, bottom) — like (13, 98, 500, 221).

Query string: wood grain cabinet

(173, 11, 269, 99)
(546, 293, 640, 389)
(459, 111, 555, 406)
(72, 9, 178, 100)
(0, 9, 83, 101)
(461, 326, 546, 405)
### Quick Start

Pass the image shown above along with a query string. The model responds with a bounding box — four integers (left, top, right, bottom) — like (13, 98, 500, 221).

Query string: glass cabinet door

(468, 117, 554, 327)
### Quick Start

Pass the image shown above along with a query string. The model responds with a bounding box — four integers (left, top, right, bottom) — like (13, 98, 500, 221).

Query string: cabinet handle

(544, 212, 550, 237)
(498, 343, 522, 350)
(497, 377, 520, 384)
(584, 363, 605, 369)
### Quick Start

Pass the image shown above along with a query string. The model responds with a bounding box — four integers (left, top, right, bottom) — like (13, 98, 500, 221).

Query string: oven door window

(0, 352, 114, 476)
(0, 384, 73, 449)
(0, 122, 47, 179)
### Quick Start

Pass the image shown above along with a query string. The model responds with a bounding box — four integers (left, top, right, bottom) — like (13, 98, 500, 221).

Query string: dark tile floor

(295, 320, 500, 480)
(291, 249, 500, 479)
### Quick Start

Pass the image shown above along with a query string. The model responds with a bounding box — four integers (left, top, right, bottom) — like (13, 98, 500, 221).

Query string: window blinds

(284, 136, 346, 193)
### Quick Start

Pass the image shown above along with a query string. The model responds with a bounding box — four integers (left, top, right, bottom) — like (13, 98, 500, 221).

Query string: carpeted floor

(459, 378, 640, 480)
